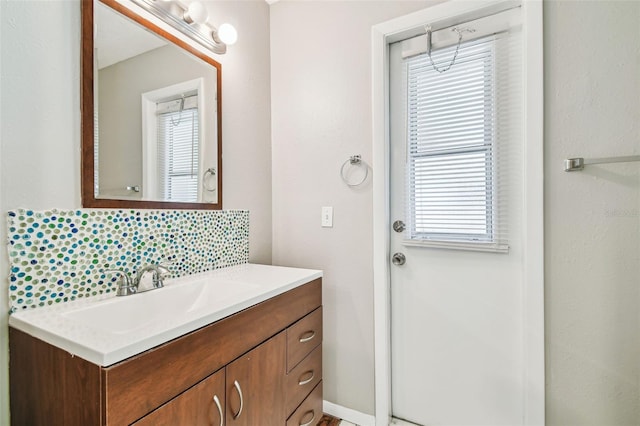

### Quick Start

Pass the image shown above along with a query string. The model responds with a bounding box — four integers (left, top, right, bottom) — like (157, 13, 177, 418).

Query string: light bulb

(218, 23, 237, 46)
(183, 2, 208, 25)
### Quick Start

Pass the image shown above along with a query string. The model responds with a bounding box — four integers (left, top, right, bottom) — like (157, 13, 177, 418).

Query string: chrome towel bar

(564, 155, 640, 172)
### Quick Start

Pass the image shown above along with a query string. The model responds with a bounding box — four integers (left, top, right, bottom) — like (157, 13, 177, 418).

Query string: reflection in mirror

(82, 0, 222, 209)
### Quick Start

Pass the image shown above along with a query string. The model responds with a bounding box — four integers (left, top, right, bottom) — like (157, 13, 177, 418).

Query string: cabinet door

(226, 332, 286, 426)
(133, 369, 225, 426)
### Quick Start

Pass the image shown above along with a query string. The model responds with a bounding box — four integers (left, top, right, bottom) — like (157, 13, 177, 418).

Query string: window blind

(157, 96, 199, 202)
(404, 27, 521, 252)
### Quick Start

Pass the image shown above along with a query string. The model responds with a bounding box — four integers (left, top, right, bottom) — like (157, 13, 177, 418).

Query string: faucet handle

(152, 264, 172, 289)
(157, 264, 171, 275)
(102, 269, 137, 296)
(103, 269, 131, 286)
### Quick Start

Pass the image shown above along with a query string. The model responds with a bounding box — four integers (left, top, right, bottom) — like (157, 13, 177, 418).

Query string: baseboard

(323, 400, 376, 426)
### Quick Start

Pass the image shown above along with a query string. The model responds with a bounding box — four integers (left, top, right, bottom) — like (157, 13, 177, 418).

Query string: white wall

(270, 1, 436, 415)
(1, 2, 80, 424)
(0, 0, 271, 422)
(204, 1, 272, 264)
(544, 1, 640, 424)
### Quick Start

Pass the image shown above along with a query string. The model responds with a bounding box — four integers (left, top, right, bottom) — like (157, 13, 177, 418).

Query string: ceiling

(95, 2, 167, 70)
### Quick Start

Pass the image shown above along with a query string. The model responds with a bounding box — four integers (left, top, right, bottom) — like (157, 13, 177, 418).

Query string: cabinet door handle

(232, 380, 244, 420)
(299, 331, 315, 343)
(299, 410, 316, 426)
(213, 394, 224, 426)
(298, 370, 315, 386)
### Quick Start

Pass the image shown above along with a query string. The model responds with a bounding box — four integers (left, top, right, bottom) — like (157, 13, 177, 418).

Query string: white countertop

(9, 263, 322, 366)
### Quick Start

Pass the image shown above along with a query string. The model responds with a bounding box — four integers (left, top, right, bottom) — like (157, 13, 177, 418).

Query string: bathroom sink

(61, 279, 260, 334)
(9, 263, 323, 366)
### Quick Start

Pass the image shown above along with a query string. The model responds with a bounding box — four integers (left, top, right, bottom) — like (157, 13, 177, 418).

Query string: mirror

(82, 0, 222, 209)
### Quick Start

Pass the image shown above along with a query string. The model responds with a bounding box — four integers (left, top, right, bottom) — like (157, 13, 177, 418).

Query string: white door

(388, 20, 525, 425)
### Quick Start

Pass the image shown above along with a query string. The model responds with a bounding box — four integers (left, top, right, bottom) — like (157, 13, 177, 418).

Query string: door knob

(391, 252, 406, 266)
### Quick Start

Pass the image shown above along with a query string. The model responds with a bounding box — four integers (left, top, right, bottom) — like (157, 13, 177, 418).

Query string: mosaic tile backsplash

(7, 209, 249, 312)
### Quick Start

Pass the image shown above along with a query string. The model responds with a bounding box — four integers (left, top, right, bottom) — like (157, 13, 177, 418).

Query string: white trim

(401, 239, 509, 253)
(141, 95, 158, 199)
(371, 1, 544, 425)
(323, 400, 376, 426)
(401, 5, 522, 58)
(371, 18, 391, 426)
(196, 80, 207, 202)
(521, 1, 545, 424)
(390, 419, 421, 426)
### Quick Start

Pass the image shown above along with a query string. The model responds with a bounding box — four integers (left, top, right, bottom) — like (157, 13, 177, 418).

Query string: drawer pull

(213, 394, 224, 426)
(299, 410, 316, 426)
(299, 331, 315, 343)
(232, 380, 244, 420)
(298, 370, 315, 386)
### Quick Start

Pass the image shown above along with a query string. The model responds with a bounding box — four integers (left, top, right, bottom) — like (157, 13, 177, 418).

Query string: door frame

(371, 1, 544, 425)
(141, 78, 205, 201)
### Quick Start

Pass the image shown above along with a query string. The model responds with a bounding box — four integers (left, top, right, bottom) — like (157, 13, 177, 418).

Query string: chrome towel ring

(203, 167, 216, 192)
(340, 155, 370, 187)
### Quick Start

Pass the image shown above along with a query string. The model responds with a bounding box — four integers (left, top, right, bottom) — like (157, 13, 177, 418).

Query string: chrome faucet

(103, 269, 138, 296)
(104, 264, 171, 296)
(135, 264, 170, 290)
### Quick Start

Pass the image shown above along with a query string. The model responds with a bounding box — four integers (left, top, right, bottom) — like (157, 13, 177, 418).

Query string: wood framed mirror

(81, 0, 222, 210)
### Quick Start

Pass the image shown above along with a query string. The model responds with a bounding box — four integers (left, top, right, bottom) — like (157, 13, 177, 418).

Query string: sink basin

(62, 279, 260, 334)
(9, 263, 322, 366)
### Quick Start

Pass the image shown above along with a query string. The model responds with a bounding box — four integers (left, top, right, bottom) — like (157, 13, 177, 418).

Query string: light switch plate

(321, 206, 333, 227)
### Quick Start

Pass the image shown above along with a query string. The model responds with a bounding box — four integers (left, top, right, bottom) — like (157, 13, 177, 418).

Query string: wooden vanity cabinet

(10, 278, 322, 426)
(226, 332, 287, 425)
(132, 368, 226, 426)
(285, 307, 323, 420)
(134, 333, 287, 426)
(287, 382, 323, 426)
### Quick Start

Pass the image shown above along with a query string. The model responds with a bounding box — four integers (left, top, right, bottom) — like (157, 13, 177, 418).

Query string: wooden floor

(317, 414, 342, 426)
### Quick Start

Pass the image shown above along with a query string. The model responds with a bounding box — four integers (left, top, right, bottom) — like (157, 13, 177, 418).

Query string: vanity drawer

(286, 381, 323, 426)
(287, 307, 322, 372)
(285, 345, 322, 415)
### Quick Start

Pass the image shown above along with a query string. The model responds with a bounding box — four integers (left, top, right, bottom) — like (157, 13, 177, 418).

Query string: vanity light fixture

(217, 22, 238, 46)
(129, 0, 236, 54)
